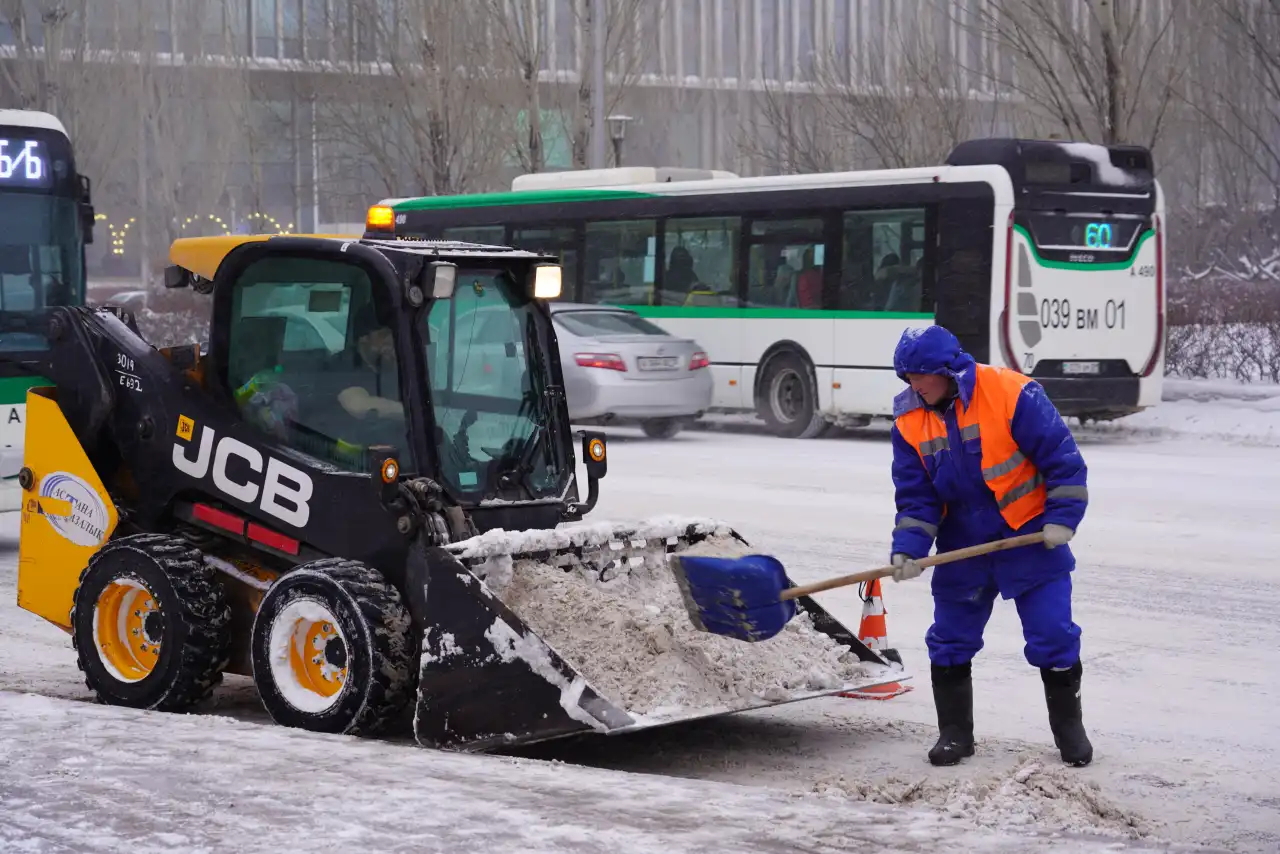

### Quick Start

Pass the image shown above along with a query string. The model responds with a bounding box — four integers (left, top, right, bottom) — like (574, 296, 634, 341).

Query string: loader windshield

(423, 269, 564, 499)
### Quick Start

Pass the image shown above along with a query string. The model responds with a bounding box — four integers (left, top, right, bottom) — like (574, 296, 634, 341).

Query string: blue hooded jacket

(889, 326, 1088, 601)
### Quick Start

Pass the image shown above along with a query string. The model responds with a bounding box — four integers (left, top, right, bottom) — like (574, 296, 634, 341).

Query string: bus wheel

(757, 352, 828, 439)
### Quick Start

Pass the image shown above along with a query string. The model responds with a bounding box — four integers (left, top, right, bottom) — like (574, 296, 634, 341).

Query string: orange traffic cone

(839, 577, 913, 700)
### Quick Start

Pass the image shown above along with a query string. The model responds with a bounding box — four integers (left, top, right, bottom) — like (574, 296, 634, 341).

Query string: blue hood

(893, 326, 977, 407)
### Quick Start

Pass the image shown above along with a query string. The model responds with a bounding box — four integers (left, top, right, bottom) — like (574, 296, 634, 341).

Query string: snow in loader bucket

(407, 517, 909, 751)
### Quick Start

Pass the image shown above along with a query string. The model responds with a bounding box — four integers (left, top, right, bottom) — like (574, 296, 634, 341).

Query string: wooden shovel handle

(778, 532, 1048, 601)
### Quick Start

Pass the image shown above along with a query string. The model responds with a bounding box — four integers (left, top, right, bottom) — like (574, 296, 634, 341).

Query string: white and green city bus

(364, 138, 1165, 438)
(0, 109, 96, 509)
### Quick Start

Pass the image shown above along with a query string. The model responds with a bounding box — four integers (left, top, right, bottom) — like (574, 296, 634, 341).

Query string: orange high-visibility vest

(895, 364, 1047, 530)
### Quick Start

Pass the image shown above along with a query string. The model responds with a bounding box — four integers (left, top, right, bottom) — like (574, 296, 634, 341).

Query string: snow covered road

(0, 691, 1200, 854)
(520, 407, 1279, 853)
(1, 385, 1276, 852)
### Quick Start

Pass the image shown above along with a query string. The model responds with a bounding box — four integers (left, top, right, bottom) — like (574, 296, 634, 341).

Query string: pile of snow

(813, 755, 1147, 842)
(1083, 376, 1280, 446)
(473, 532, 889, 719)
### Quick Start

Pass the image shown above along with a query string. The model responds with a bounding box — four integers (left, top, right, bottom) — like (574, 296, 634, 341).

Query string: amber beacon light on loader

(12, 233, 904, 751)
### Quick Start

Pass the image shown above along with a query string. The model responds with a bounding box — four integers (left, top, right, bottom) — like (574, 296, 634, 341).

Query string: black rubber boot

(1041, 660, 1093, 767)
(928, 662, 975, 766)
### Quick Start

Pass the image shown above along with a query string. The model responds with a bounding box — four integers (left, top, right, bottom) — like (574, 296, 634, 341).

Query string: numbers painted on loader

(1040, 299, 1126, 330)
(116, 352, 135, 372)
(117, 372, 142, 392)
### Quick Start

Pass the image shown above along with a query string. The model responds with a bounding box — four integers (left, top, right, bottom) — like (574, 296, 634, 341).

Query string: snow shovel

(670, 532, 1048, 643)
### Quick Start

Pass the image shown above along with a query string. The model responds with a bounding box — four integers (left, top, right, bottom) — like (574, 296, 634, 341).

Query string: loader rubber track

(250, 558, 414, 737)
(70, 532, 232, 712)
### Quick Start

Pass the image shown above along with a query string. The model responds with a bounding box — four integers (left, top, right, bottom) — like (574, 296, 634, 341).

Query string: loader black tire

(70, 533, 231, 712)
(249, 558, 413, 737)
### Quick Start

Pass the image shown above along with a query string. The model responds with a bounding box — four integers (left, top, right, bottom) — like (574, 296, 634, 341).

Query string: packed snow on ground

(0, 377, 1275, 852)
(0, 692, 1201, 854)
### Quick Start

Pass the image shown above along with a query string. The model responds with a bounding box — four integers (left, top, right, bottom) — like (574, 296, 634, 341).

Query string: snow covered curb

(0, 691, 1212, 854)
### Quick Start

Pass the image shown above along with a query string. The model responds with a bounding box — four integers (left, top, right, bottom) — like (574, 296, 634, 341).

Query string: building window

(555, 0, 577, 72)
(254, 0, 277, 57)
(747, 217, 824, 308)
(303, 0, 328, 61)
(584, 220, 656, 305)
(795, 0, 815, 81)
(640, 2, 661, 75)
(832, 0, 850, 83)
(839, 208, 927, 312)
(721, 0, 739, 78)
(760, 0, 778, 80)
(680, 0, 700, 77)
(662, 216, 739, 306)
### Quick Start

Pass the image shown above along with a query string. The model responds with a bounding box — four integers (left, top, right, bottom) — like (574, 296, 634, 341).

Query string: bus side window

(661, 216, 740, 306)
(745, 218, 824, 309)
(841, 209, 926, 313)
(584, 219, 656, 306)
(443, 226, 505, 245)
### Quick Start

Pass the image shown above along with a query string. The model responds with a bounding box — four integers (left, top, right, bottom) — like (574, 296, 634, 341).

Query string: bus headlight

(531, 264, 562, 299)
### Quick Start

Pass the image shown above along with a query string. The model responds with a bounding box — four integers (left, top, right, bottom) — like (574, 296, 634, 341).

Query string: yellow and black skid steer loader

(13, 233, 906, 751)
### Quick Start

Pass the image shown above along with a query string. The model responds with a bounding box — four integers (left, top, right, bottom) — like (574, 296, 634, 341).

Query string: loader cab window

(225, 255, 409, 474)
(423, 269, 562, 498)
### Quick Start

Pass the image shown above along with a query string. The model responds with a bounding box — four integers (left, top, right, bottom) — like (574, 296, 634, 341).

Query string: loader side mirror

(164, 265, 191, 289)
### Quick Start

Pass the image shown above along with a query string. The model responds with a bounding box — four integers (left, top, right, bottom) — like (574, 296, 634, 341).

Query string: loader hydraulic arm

(42, 307, 125, 455)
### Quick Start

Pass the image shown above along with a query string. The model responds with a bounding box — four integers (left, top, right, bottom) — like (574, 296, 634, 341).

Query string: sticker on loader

(37, 471, 109, 547)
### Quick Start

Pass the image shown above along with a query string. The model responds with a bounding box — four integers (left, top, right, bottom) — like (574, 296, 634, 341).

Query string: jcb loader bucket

(402, 518, 910, 752)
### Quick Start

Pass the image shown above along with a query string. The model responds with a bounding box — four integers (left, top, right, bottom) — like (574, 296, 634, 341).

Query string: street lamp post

(607, 114, 633, 166)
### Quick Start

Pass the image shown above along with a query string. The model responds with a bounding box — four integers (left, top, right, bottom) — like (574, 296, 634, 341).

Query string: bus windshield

(0, 191, 85, 354)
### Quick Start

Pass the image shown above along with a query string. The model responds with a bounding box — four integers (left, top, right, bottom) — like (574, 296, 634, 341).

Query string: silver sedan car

(549, 303, 714, 439)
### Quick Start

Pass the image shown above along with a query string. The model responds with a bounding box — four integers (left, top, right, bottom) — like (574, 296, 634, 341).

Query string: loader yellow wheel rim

(93, 579, 162, 683)
(268, 599, 349, 713)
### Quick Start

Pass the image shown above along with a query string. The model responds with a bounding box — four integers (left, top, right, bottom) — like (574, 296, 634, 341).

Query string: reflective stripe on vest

(894, 364, 1046, 530)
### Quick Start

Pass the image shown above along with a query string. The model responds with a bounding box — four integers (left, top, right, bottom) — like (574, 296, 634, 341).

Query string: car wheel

(757, 351, 829, 439)
(641, 418, 683, 439)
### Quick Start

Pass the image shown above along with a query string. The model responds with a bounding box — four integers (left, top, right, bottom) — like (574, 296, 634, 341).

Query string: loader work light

(427, 261, 457, 299)
(531, 264, 562, 299)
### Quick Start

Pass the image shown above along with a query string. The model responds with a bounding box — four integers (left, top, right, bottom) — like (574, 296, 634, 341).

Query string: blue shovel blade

(671, 554, 799, 643)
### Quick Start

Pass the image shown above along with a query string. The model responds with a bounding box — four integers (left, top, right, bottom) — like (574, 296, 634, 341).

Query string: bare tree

(0, 1, 132, 202)
(736, 3, 998, 173)
(314, 0, 510, 198)
(482, 0, 551, 173)
(567, 0, 647, 168)
(957, 0, 1186, 148)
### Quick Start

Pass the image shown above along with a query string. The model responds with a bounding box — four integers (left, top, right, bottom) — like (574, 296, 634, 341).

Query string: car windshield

(423, 269, 564, 498)
(554, 309, 669, 337)
(0, 192, 85, 354)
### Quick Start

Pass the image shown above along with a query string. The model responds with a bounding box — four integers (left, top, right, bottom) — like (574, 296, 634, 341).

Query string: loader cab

(170, 235, 586, 531)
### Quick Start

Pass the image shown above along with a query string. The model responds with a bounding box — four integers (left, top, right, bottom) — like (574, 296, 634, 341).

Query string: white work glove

(1043, 524, 1075, 548)
(890, 553, 924, 582)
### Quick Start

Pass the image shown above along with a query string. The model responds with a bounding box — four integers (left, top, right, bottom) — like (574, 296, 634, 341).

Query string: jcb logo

(172, 420, 313, 528)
